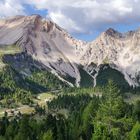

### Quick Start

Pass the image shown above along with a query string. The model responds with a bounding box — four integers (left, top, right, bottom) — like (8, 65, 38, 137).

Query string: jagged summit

(0, 15, 86, 87)
(0, 15, 140, 87)
(104, 28, 123, 38)
(105, 28, 119, 34)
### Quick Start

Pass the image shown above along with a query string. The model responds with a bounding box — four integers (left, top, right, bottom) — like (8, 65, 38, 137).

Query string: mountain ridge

(0, 15, 140, 88)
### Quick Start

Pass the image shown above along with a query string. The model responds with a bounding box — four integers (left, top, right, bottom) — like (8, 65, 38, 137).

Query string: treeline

(0, 66, 67, 96)
(26, 68, 67, 91)
(0, 81, 140, 140)
(0, 66, 67, 107)
(48, 94, 94, 112)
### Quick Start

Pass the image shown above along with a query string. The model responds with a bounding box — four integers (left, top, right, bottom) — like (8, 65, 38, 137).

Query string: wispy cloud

(0, 0, 25, 17)
(0, 0, 140, 34)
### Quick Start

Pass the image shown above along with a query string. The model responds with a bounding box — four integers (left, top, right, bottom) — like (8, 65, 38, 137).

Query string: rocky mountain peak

(0, 15, 140, 88)
(104, 28, 122, 38)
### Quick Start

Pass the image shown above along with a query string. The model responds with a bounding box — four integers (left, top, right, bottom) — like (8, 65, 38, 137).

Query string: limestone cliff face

(82, 28, 140, 86)
(0, 15, 140, 87)
(0, 15, 85, 87)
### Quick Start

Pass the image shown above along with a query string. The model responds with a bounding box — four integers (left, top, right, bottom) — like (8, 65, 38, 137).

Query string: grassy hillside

(0, 45, 68, 112)
(0, 65, 68, 97)
(0, 45, 21, 69)
(0, 45, 21, 55)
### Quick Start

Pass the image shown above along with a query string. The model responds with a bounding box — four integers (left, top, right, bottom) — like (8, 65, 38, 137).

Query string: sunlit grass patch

(0, 45, 21, 55)
(37, 92, 57, 106)
(0, 45, 22, 69)
(18, 105, 35, 115)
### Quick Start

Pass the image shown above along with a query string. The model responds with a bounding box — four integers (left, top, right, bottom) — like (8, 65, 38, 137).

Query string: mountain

(82, 28, 140, 87)
(0, 15, 140, 88)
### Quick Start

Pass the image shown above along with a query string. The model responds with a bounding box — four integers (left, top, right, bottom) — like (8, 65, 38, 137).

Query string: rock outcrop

(0, 15, 140, 87)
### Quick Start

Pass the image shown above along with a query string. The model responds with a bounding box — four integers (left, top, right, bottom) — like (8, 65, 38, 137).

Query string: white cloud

(0, 0, 25, 17)
(27, 0, 140, 34)
(24, 0, 48, 9)
(0, 0, 140, 34)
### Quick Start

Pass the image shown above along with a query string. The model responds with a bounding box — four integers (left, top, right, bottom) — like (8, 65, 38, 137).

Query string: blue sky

(0, 0, 140, 41)
(75, 23, 140, 41)
(24, 3, 140, 41)
(24, 4, 48, 17)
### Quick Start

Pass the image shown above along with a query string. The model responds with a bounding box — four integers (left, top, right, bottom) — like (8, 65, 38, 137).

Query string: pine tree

(129, 122, 140, 140)
(92, 80, 128, 139)
(42, 130, 53, 140)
